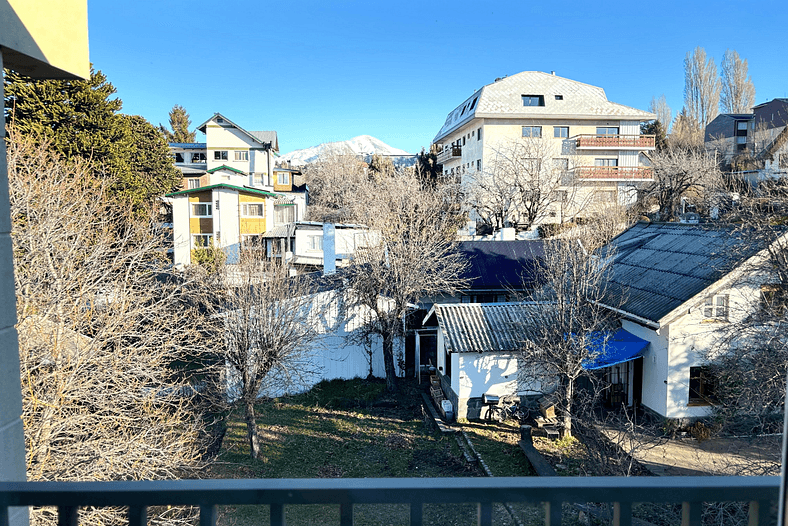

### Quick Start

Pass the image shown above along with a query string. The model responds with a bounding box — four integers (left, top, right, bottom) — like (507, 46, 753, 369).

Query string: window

(522, 126, 542, 138)
(477, 159, 481, 171)
(187, 178, 200, 189)
(307, 235, 323, 251)
(596, 127, 619, 136)
(192, 234, 213, 248)
(191, 152, 206, 163)
(275, 204, 295, 225)
(242, 203, 264, 217)
(477, 127, 482, 140)
(553, 158, 569, 171)
(462, 136, 466, 146)
(469, 97, 477, 110)
(688, 366, 716, 406)
(595, 158, 618, 167)
(174, 153, 184, 163)
(241, 235, 263, 249)
(524, 158, 541, 172)
(703, 294, 729, 320)
(277, 171, 290, 185)
(554, 126, 569, 138)
(472, 130, 475, 137)
(191, 203, 212, 217)
(521, 95, 545, 107)
(235, 151, 249, 161)
(214, 150, 228, 161)
(555, 94, 564, 100)
(253, 173, 264, 186)
(216, 117, 225, 124)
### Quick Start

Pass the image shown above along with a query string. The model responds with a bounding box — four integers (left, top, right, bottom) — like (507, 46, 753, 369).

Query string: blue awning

(583, 328, 649, 370)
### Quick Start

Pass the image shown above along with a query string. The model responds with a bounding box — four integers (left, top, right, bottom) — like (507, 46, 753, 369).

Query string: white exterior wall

(172, 196, 192, 266)
(204, 122, 254, 173)
(214, 188, 240, 257)
(621, 319, 669, 417)
(457, 352, 518, 399)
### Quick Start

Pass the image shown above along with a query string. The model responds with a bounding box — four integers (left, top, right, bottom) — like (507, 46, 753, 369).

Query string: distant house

(598, 221, 786, 420)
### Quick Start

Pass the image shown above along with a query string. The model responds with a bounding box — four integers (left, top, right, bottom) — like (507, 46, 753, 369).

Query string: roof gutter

(594, 301, 660, 329)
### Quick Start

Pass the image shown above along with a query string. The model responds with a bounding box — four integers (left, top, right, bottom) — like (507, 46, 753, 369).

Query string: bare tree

(302, 150, 369, 222)
(683, 47, 720, 134)
(9, 131, 212, 526)
(639, 145, 722, 220)
(649, 94, 673, 132)
(347, 171, 468, 392)
(467, 136, 574, 232)
(209, 251, 323, 459)
(520, 232, 616, 438)
(720, 49, 756, 114)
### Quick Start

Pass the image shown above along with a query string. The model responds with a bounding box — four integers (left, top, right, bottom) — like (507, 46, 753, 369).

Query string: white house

(431, 71, 655, 231)
(598, 221, 786, 420)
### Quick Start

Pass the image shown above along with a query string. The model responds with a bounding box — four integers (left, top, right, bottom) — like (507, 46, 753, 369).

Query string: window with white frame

(277, 171, 290, 185)
(521, 95, 545, 107)
(275, 204, 295, 225)
(554, 126, 569, 138)
(191, 152, 206, 163)
(522, 126, 542, 138)
(214, 150, 228, 161)
(192, 234, 213, 248)
(595, 158, 618, 167)
(307, 235, 323, 251)
(191, 203, 212, 217)
(253, 173, 263, 186)
(235, 150, 249, 161)
(187, 178, 200, 189)
(242, 203, 264, 217)
(596, 127, 619, 136)
(553, 158, 569, 171)
(703, 294, 729, 320)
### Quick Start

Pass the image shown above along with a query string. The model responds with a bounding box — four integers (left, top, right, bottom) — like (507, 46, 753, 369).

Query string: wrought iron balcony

(575, 135, 656, 150)
(437, 145, 462, 164)
(0, 476, 779, 526)
(574, 166, 654, 181)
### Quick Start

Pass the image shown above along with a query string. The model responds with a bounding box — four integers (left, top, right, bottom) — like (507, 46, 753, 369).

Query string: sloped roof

(429, 303, 536, 353)
(166, 183, 282, 198)
(170, 142, 207, 149)
(434, 71, 655, 142)
(207, 164, 246, 175)
(195, 113, 279, 151)
(600, 222, 772, 323)
(455, 240, 545, 291)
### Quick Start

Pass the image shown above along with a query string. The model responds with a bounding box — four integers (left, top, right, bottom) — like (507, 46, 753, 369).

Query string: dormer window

(216, 117, 225, 124)
(522, 95, 545, 107)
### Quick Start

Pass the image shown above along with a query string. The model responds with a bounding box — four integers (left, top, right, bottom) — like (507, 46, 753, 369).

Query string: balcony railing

(574, 166, 654, 180)
(0, 476, 779, 526)
(437, 145, 462, 164)
(575, 134, 656, 150)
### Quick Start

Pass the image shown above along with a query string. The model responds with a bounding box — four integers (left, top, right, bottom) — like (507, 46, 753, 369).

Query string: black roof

(455, 240, 545, 291)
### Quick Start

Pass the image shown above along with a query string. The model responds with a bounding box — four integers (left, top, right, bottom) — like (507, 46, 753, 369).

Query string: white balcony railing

(0, 476, 779, 526)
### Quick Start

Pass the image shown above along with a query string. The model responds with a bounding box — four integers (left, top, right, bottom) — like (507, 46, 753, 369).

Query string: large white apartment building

(431, 71, 656, 230)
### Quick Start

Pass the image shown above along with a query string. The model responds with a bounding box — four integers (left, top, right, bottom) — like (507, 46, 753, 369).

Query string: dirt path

(602, 429, 782, 476)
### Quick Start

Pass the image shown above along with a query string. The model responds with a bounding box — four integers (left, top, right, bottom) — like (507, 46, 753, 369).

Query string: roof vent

(551, 71, 556, 75)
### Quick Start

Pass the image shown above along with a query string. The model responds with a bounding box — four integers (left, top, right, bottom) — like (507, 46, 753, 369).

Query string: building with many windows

(431, 71, 655, 231)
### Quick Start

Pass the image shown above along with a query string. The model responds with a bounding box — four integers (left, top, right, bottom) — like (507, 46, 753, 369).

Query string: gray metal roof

(431, 303, 536, 353)
(601, 222, 771, 323)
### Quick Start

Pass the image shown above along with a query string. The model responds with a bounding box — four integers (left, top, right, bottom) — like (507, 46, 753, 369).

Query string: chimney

(323, 223, 336, 275)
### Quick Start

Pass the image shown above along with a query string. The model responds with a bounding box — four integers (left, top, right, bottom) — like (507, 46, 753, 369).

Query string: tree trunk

(564, 378, 573, 438)
(244, 399, 260, 459)
(382, 331, 398, 392)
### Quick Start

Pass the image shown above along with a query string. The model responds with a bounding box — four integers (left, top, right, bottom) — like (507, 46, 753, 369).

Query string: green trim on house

(166, 183, 284, 198)
(207, 164, 246, 175)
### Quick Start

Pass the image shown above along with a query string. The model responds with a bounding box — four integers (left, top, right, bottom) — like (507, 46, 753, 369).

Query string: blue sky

(87, 0, 788, 155)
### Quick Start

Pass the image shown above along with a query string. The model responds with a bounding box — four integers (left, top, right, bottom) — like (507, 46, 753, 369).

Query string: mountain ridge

(280, 135, 413, 166)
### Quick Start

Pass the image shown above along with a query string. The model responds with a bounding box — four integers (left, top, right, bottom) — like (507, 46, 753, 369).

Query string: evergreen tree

(4, 67, 181, 209)
(159, 104, 196, 143)
(641, 120, 668, 151)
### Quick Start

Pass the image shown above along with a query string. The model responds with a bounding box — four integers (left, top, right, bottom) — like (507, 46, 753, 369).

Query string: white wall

(172, 196, 191, 266)
(458, 352, 518, 399)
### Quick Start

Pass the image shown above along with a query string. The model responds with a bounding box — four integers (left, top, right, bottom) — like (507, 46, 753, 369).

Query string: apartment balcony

(0, 476, 779, 526)
(575, 135, 656, 150)
(437, 145, 462, 164)
(575, 166, 654, 181)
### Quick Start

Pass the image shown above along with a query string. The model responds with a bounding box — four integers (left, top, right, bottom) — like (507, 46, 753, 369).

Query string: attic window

(522, 95, 545, 107)
(216, 117, 225, 124)
(555, 95, 564, 100)
(470, 98, 477, 110)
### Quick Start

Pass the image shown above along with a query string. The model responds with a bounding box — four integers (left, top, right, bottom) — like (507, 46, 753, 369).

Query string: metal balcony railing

(436, 145, 462, 164)
(0, 476, 779, 526)
(575, 135, 656, 150)
(574, 166, 654, 180)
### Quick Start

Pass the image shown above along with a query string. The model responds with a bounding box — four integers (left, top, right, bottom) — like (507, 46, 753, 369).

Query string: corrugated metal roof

(169, 142, 206, 149)
(433, 303, 536, 353)
(601, 222, 772, 323)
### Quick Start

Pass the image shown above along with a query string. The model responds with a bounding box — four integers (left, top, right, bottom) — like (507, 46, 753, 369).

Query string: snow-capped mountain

(280, 135, 413, 166)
